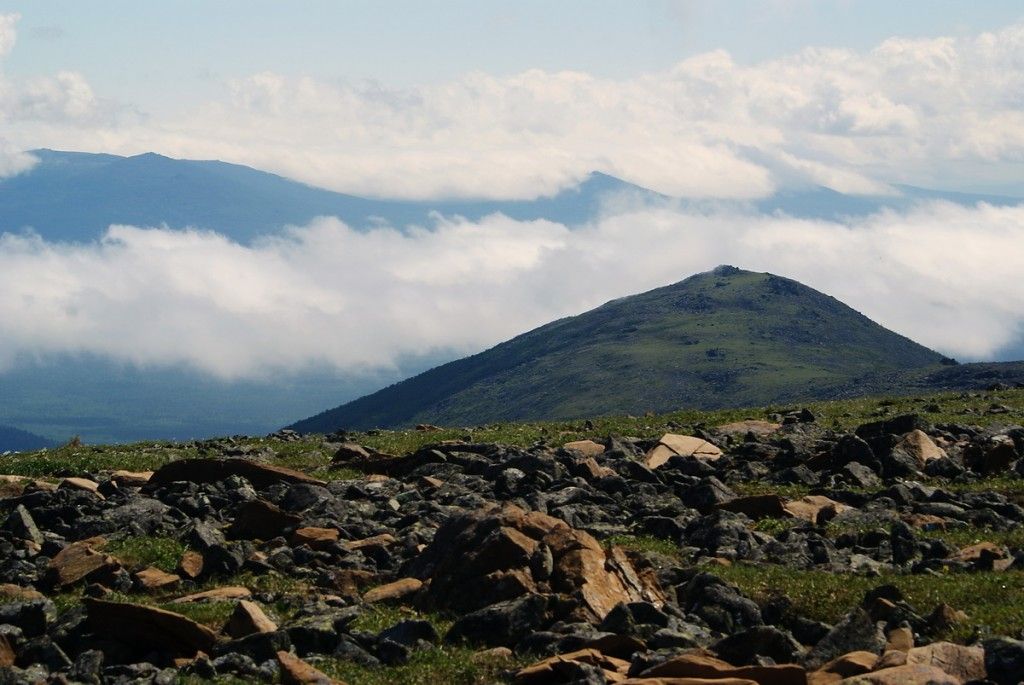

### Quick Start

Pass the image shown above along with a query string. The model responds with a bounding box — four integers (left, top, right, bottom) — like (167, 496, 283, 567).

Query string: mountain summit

(289, 267, 948, 432)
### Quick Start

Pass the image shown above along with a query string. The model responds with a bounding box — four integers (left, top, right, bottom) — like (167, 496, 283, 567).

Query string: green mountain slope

(0, 425, 55, 453)
(289, 267, 952, 432)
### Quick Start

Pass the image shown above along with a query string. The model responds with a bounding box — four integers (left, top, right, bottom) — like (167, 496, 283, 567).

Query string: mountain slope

(0, 425, 54, 453)
(289, 267, 951, 432)
(0, 151, 658, 242)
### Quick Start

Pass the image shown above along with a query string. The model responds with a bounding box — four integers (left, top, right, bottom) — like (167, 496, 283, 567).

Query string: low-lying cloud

(1, 200, 1023, 379)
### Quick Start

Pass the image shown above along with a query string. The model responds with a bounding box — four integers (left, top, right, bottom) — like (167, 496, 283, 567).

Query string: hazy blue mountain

(1, 150, 1020, 244)
(288, 267, 960, 432)
(0, 425, 54, 453)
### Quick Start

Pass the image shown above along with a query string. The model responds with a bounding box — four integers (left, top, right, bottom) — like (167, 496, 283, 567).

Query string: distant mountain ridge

(1, 150, 1020, 244)
(289, 267, 988, 432)
(0, 425, 54, 453)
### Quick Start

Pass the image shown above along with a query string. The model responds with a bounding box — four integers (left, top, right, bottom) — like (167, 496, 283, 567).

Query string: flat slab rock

(646, 434, 723, 468)
(85, 598, 218, 657)
(146, 457, 326, 489)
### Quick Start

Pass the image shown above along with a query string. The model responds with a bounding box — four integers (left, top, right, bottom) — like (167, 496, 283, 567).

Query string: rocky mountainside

(291, 267, 956, 432)
(2, 389, 1024, 682)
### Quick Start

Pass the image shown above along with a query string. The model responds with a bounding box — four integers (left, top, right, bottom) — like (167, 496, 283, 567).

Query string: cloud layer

(4, 14, 1024, 199)
(2, 200, 1023, 378)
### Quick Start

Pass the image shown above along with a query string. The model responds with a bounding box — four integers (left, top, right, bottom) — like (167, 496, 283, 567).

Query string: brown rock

(85, 598, 217, 657)
(46, 537, 120, 589)
(134, 566, 181, 591)
(146, 457, 326, 489)
(333, 569, 376, 597)
(836, 664, 959, 684)
(0, 475, 28, 499)
(965, 439, 1017, 474)
(342, 533, 398, 551)
(225, 599, 278, 638)
(0, 631, 14, 668)
(905, 642, 984, 682)
(291, 527, 340, 549)
(884, 626, 913, 652)
(716, 420, 783, 437)
(645, 434, 723, 468)
(110, 470, 153, 486)
(927, 604, 968, 631)
(638, 653, 806, 685)
(472, 646, 514, 664)
(227, 499, 302, 540)
(563, 440, 606, 457)
(59, 477, 104, 498)
(620, 678, 759, 685)
(948, 541, 1009, 570)
(895, 430, 946, 466)
(873, 651, 907, 669)
(808, 651, 877, 685)
(901, 514, 947, 531)
(178, 550, 204, 579)
(410, 503, 664, 620)
(418, 475, 444, 489)
(571, 456, 617, 480)
(783, 496, 851, 524)
(363, 578, 423, 604)
(0, 583, 45, 601)
(333, 441, 373, 462)
(277, 650, 343, 684)
(515, 648, 630, 684)
(718, 494, 789, 520)
(171, 586, 252, 603)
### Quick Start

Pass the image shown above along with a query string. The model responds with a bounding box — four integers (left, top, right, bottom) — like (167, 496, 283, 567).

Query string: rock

(646, 434, 723, 468)
(410, 503, 663, 620)
(3, 505, 43, 545)
(948, 541, 1010, 570)
(904, 642, 984, 682)
(363, 578, 423, 604)
(291, 527, 340, 549)
(513, 648, 629, 684)
(894, 430, 946, 466)
(965, 439, 1018, 474)
(227, 499, 302, 540)
(146, 457, 326, 489)
(563, 440, 606, 457)
(804, 608, 885, 670)
(276, 650, 341, 685)
(783, 496, 850, 524)
(341, 533, 398, 551)
(0, 600, 55, 637)
(110, 470, 153, 486)
(926, 603, 968, 631)
(59, 477, 103, 498)
(85, 598, 218, 657)
(447, 594, 552, 648)
(379, 619, 439, 648)
(638, 652, 806, 684)
(682, 477, 738, 514)
(133, 566, 181, 591)
(225, 600, 278, 638)
(808, 651, 877, 685)
(718, 494, 789, 520)
(983, 636, 1024, 685)
(45, 537, 120, 589)
(171, 586, 252, 603)
(0, 584, 45, 602)
(178, 550, 204, 579)
(332, 442, 373, 463)
(837, 663, 959, 684)
(213, 629, 291, 663)
(884, 625, 913, 652)
(0, 630, 15, 668)
(713, 625, 804, 666)
(717, 420, 783, 437)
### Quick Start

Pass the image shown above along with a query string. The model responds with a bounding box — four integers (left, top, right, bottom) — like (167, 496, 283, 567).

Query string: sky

(1, 2, 1024, 379)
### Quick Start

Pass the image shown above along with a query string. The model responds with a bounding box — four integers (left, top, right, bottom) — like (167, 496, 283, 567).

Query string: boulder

(718, 494, 789, 520)
(983, 636, 1024, 685)
(3, 505, 43, 545)
(363, 578, 423, 604)
(563, 440, 606, 457)
(146, 458, 326, 490)
(225, 600, 278, 638)
(45, 537, 120, 589)
(836, 664, 959, 684)
(904, 642, 984, 682)
(59, 477, 103, 498)
(894, 431, 945, 467)
(637, 652, 806, 685)
(646, 434, 723, 468)
(84, 598, 217, 658)
(291, 527, 340, 549)
(784, 496, 850, 524)
(804, 609, 885, 670)
(178, 550, 204, 579)
(227, 499, 302, 540)
(171, 586, 252, 603)
(276, 650, 341, 684)
(513, 648, 629, 684)
(133, 567, 181, 591)
(409, 503, 664, 621)
(807, 651, 877, 685)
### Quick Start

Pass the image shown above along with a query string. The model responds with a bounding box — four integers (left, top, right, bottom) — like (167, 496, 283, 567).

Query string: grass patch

(317, 645, 520, 685)
(713, 564, 1024, 641)
(604, 534, 683, 559)
(106, 536, 187, 573)
(351, 605, 453, 637)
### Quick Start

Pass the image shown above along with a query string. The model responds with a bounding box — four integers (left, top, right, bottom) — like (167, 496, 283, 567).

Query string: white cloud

(1, 201, 1023, 378)
(0, 13, 17, 57)
(4, 19, 1024, 199)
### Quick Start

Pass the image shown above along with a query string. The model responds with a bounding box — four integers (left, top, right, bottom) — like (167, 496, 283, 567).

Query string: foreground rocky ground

(2, 389, 1024, 684)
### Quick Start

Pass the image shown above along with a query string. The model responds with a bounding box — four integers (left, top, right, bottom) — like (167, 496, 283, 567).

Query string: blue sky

(4, 1, 1023, 114)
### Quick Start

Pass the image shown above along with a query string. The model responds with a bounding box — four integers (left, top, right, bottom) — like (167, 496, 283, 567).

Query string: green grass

(714, 564, 1024, 641)
(317, 645, 520, 685)
(106, 536, 187, 573)
(605, 534, 683, 558)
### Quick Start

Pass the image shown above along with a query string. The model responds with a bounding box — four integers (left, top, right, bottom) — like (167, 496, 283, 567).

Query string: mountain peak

(289, 271, 945, 432)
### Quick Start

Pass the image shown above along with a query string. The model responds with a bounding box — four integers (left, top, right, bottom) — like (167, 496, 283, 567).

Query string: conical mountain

(290, 267, 948, 432)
